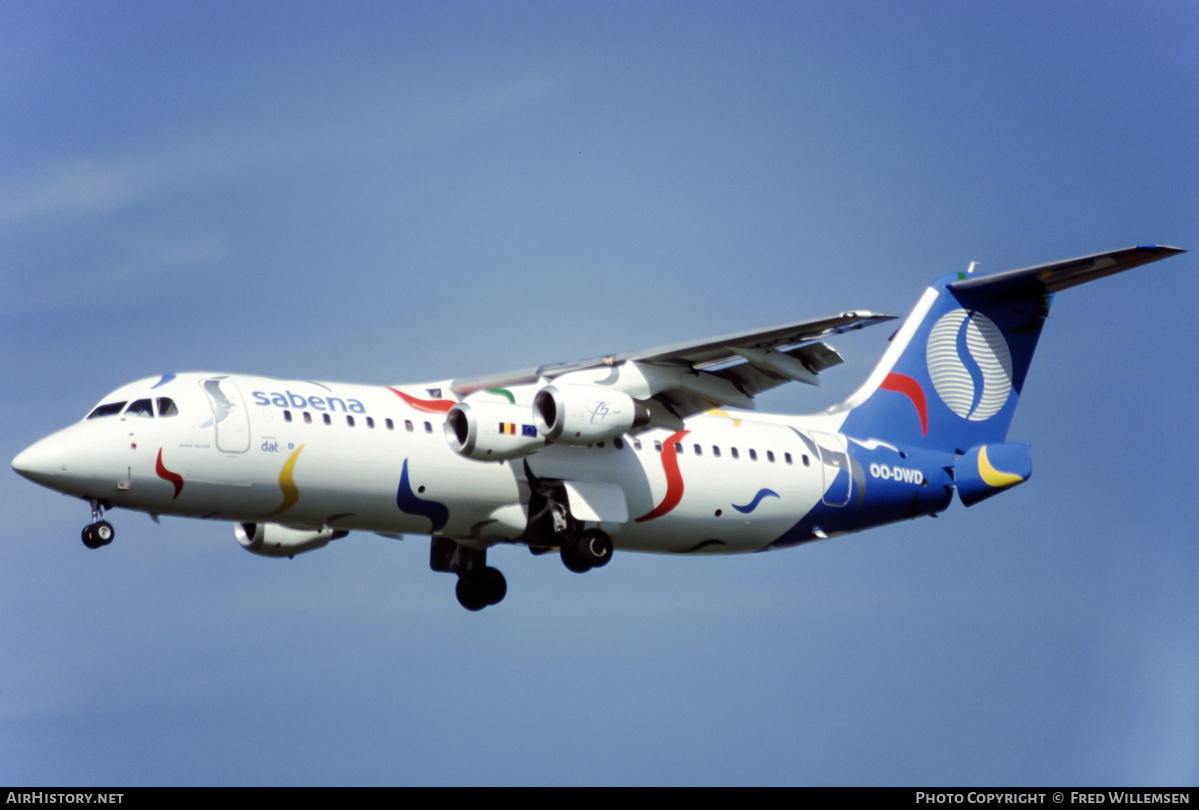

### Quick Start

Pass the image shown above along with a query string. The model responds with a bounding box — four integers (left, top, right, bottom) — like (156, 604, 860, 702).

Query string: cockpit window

(157, 397, 179, 417)
(125, 399, 154, 418)
(86, 401, 127, 419)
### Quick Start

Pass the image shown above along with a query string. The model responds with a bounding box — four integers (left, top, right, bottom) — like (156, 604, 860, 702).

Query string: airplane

(11, 245, 1185, 610)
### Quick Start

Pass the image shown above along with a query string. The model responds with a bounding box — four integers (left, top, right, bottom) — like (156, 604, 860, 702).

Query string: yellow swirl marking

(708, 409, 742, 427)
(266, 445, 305, 516)
(978, 446, 1025, 488)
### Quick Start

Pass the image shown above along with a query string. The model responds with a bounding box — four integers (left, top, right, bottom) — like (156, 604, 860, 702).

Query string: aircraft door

(812, 431, 852, 507)
(201, 377, 251, 453)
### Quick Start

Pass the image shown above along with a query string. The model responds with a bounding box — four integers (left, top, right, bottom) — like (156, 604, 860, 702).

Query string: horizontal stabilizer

(950, 245, 1185, 297)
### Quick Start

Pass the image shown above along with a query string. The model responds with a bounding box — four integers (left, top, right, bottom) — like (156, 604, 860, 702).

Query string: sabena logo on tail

(925, 309, 1014, 422)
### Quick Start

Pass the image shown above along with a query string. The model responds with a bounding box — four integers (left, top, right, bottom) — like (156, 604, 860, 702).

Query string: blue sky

(1, 0, 1196, 786)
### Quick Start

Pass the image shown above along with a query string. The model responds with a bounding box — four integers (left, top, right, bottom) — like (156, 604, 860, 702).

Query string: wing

(450, 310, 895, 423)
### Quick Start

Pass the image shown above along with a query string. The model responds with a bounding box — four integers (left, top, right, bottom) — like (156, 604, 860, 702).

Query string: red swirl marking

(879, 373, 928, 435)
(388, 387, 456, 413)
(635, 430, 691, 522)
(155, 448, 183, 499)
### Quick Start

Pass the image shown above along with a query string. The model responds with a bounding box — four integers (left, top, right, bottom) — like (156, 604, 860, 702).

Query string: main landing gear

(81, 499, 114, 549)
(431, 537, 507, 612)
(520, 463, 615, 575)
(431, 463, 618, 610)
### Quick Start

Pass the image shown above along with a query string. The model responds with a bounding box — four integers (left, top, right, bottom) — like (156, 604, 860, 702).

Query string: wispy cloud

(0, 76, 560, 227)
(0, 231, 227, 315)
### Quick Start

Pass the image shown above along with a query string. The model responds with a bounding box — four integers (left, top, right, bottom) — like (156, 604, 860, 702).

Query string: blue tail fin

(835, 245, 1184, 454)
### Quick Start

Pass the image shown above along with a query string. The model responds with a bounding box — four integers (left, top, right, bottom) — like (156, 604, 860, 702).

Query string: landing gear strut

(431, 536, 507, 611)
(81, 499, 114, 549)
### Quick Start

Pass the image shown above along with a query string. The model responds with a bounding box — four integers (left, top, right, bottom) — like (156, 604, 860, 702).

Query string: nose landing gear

(81, 499, 114, 549)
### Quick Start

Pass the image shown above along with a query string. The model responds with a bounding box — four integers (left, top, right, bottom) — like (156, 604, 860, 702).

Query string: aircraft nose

(12, 436, 67, 485)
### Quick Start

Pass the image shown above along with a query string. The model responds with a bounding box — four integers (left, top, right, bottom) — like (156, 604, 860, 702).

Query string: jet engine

(533, 384, 650, 445)
(235, 522, 348, 558)
(444, 401, 543, 461)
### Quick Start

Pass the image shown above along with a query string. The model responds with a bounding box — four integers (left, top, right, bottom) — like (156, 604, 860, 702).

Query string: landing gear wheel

(560, 539, 591, 573)
(561, 529, 613, 573)
(478, 567, 507, 605)
(456, 577, 488, 611)
(82, 525, 102, 550)
(456, 567, 507, 611)
(578, 528, 612, 568)
(81, 521, 113, 549)
(81, 500, 114, 549)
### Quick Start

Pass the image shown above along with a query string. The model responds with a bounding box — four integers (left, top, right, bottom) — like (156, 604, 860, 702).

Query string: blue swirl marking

(151, 373, 176, 389)
(956, 313, 986, 418)
(396, 459, 449, 532)
(732, 488, 780, 514)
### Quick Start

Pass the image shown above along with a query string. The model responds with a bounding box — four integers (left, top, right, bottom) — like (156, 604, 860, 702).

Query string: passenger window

(784, 452, 792, 465)
(366, 417, 375, 429)
(693, 444, 702, 456)
(654, 441, 662, 453)
(767, 450, 775, 463)
(614, 437, 624, 450)
(386, 418, 395, 430)
(156, 398, 179, 417)
(713, 446, 721, 458)
(284, 410, 293, 423)
(749, 449, 757, 461)
(405, 420, 414, 432)
(322, 413, 331, 425)
(731, 448, 740, 459)
(347, 415, 355, 427)
(303, 412, 312, 424)
(86, 402, 127, 419)
(803, 454, 810, 467)
(125, 399, 154, 418)
(633, 439, 642, 451)
(674, 442, 683, 454)
(424, 421, 432, 433)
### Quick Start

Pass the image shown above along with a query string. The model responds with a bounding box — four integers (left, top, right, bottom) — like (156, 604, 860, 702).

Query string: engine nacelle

(533, 384, 650, 445)
(444, 401, 543, 461)
(235, 522, 347, 558)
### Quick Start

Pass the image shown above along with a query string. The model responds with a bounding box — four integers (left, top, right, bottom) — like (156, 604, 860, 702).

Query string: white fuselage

(13, 372, 952, 555)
